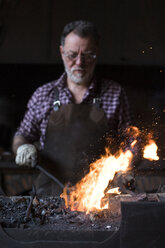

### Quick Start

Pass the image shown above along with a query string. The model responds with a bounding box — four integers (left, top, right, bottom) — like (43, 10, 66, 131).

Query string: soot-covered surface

(0, 196, 120, 232)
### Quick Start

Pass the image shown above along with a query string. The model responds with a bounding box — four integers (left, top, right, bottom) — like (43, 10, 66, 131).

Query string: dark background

(0, 0, 164, 155)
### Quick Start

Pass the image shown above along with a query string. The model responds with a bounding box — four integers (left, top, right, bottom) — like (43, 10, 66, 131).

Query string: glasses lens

(84, 54, 96, 62)
(67, 53, 77, 60)
(64, 51, 96, 62)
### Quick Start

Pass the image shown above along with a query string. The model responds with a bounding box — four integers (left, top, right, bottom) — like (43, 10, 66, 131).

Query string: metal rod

(36, 165, 64, 189)
(24, 185, 36, 221)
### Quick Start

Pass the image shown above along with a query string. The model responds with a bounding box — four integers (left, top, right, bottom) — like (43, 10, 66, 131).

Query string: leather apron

(36, 89, 110, 196)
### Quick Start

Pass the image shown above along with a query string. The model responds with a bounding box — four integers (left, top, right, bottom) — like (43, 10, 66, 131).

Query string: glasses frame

(63, 51, 97, 63)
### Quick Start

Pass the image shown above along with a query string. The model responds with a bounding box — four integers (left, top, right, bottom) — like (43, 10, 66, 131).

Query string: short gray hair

(60, 20, 100, 46)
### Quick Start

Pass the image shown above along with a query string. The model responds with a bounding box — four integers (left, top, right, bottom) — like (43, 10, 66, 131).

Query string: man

(12, 20, 132, 196)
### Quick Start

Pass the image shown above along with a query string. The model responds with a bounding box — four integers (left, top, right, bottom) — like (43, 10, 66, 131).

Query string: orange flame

(126, 126, 140, 139)
(143, 139, 159, 161)
(107, 187, 121, 194)
(131, 140, 137, 148)
(61, 149, 133, 213)
(61, 127, 160, 213)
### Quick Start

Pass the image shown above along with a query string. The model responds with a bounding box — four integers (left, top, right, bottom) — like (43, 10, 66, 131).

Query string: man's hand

(15, 144, 37, 167)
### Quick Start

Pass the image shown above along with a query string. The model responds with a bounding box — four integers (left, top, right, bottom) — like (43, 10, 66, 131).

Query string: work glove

(15, 144, 37, 167)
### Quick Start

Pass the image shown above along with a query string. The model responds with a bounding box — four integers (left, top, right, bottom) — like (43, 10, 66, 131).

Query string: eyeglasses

(63, 51, 97, 63)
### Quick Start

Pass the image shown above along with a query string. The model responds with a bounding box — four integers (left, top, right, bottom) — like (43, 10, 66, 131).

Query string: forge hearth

(1, 194, 165, 248)
(0, 195, 121, 231)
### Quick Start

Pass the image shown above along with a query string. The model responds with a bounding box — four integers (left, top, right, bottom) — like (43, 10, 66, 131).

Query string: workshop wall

(0, 0, 164, 65)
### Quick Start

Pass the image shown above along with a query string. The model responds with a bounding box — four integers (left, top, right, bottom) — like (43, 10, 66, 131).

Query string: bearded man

(12, 20, 132, 195)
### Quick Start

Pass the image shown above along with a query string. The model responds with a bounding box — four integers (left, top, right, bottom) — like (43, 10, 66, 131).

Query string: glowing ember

(107, 187, 121, 194)
(143, 140, 159, 161)
(131, 140, 137, 148)
(61, 149, 133, 213)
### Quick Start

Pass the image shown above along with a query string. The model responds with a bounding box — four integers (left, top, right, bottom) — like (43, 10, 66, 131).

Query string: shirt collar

(55, 72, 98, 102)
(55, 72, 67, 90)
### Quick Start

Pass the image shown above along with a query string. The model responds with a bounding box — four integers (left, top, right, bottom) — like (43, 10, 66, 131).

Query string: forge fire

(61, 126, 159, 213)
(0, 127, 160, 232)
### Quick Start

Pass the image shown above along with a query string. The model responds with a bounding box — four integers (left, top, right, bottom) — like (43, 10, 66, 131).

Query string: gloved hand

(15, 144, 37, 167)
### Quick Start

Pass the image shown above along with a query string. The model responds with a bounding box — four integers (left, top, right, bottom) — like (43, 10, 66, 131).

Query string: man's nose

(75, 55, 85, 65)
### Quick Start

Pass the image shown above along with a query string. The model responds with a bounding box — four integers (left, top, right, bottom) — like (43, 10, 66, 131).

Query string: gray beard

(64, 64, 95, 85)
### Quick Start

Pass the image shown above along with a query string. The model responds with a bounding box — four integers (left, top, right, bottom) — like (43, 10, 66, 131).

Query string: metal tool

(24, 185, 36, 221)
(36, 164, 64, 189)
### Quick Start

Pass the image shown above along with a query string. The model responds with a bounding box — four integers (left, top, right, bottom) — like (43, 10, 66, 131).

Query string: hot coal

(1, 193, 159, 232)
(0, 196, 120, 231)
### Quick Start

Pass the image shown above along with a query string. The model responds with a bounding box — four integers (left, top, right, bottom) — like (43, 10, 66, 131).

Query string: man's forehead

(63, 32, 98, 51)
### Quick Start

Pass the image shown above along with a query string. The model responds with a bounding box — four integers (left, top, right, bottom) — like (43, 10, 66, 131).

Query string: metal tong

(35, 164, 64, 189)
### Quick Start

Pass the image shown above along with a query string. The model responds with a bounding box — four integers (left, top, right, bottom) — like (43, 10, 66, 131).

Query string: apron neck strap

(53, 87, 60, 112)
(92, 78, 102, 108)
(93, 97, 102, 108)
(53, 83, 102, 111)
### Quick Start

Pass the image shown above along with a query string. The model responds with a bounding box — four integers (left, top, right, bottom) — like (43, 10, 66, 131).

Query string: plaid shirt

(15, 73, 132, 149)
